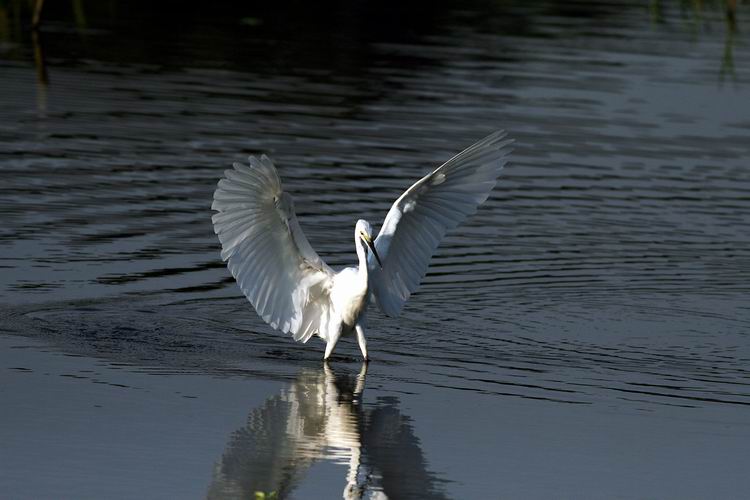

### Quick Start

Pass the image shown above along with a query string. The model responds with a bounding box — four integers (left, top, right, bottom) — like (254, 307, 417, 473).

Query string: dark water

(2, 0, 750, 498)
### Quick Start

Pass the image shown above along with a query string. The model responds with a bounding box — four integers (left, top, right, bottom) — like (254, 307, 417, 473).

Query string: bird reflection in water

(207, 364, 449, 500)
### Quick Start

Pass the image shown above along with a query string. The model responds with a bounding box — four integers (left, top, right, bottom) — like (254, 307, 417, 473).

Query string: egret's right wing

(369, 131, 512, 317)
(212, 155, 334, 342)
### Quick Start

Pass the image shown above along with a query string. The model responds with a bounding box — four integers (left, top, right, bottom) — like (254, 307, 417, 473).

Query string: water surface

(1, 1, 749, 498)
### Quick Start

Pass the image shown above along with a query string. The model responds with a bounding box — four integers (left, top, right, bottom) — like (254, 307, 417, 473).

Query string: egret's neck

(355, 238, 369, 279)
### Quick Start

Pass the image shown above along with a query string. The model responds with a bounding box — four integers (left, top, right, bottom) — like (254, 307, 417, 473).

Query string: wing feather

(369, 131, 513, 317)
(212, 155, 334, 341)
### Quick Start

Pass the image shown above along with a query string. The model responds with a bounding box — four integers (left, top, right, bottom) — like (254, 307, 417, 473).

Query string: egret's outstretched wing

(212, 155, 334, 342)
(369, 131, 513, 317)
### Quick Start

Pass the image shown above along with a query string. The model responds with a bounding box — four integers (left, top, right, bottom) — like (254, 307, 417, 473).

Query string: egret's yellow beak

(361, 233, 383, 269)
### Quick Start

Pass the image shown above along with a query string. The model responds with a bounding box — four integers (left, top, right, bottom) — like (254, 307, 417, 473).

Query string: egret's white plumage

(212, 131, 512, 360)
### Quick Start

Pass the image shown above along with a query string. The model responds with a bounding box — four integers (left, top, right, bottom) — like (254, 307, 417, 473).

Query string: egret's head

(355, 219, 372, 237)
(355, 219, 382, 268)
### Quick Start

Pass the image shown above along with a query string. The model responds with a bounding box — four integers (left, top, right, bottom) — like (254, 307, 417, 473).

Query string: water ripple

(1, 0, 749, 413)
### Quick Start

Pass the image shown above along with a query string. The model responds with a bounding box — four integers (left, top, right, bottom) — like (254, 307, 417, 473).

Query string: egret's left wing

(369, 131, 513, 317)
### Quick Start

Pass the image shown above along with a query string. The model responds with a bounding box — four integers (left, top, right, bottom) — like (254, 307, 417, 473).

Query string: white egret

(211, 131, 512, 360)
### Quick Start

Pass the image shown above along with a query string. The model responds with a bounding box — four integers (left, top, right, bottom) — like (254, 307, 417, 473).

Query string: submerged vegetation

(649, 0, 746, 80)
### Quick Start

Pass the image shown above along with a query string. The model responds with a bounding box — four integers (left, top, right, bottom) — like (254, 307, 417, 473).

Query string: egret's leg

(324, 329, 341, 360)
(355, 324, 368, 361)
